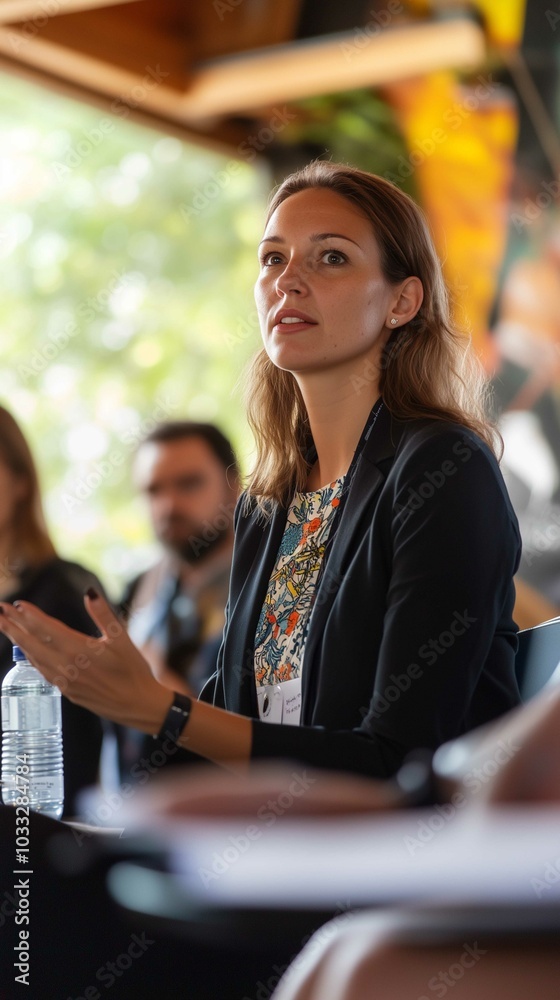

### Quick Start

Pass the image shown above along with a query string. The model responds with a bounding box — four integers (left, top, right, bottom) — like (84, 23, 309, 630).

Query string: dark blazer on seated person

(200, 401, 522, 779)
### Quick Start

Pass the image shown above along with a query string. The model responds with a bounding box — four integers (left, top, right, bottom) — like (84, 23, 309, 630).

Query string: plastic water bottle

(1, 645, 64, 819)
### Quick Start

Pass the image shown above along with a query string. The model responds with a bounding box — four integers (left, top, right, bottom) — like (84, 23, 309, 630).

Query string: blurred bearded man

(112, 422, 239, 782)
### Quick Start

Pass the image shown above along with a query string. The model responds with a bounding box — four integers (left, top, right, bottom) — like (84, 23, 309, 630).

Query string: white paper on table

(156, 807, 560, 909)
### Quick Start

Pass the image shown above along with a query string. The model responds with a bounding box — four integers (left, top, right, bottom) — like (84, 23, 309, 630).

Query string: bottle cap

(13, 646, 27, 662)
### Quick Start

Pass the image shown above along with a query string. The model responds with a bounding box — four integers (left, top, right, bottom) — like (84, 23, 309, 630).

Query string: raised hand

(0, 589, 172, 733)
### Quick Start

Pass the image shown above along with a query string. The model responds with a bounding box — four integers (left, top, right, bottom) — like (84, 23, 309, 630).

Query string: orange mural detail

(404, 0, 526, 47)
(383, 2, 527, 361)
(385, 71, 518, 362)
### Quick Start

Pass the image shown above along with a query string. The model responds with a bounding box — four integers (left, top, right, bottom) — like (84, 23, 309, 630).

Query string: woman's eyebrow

(259, 232, 361, 247)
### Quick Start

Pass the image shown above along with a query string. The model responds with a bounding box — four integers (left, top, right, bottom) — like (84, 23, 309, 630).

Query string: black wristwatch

(154, 693, 192, 743)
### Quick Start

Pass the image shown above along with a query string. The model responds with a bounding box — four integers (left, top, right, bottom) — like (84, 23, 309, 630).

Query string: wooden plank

(184, 0, 303, 60)
(4, 2, 190, 91)
(180, 19, 487, 118)
(0, 10, 486, 130)
(0, 0, 141, 23)
(0, 22, 188, 98)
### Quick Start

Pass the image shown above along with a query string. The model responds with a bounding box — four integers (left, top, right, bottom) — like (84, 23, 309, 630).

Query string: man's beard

(167, 522, 231, 565)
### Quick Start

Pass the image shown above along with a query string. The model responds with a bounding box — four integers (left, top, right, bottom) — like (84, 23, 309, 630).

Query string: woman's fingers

(0, 594, 125, 657)
(83, 588, 127, 650)
(0, 601, 101, 688)
(4, 593, 124, 649)
(0, 600, 83, 643)
(0, 598, 168, 731)
(0, 606, 31, 649)
(0, 606, 68, 686)
(0, 600, 76, 650)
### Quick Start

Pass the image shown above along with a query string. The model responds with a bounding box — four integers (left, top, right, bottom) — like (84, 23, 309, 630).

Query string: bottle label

(29, 776, 64, 796)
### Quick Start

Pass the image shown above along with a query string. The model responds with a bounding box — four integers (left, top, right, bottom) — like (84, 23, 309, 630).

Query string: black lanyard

(311, 396, 384, 595)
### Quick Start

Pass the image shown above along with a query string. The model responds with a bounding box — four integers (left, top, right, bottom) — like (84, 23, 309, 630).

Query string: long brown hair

(243, 161, 497, 514)
(0, 405, 56, 567)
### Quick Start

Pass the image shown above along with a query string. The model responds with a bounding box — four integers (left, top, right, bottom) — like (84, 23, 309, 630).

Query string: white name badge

(257, 677, 302, 726)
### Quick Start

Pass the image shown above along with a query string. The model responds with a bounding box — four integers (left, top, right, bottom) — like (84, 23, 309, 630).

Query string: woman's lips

(273, 319, 316, 333)
(272, 310, 317, 333)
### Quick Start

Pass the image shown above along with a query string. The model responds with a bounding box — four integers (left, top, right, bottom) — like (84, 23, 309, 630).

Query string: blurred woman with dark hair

(0, 404, 105, 815)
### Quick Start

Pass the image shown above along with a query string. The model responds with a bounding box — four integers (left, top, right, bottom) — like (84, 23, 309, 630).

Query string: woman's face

(255, 187, 398, 377)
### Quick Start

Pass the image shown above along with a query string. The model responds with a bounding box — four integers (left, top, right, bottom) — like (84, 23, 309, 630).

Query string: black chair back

(515, 617, 560, 701)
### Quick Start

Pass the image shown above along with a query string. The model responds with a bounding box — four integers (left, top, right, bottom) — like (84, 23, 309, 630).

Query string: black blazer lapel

(224, 501, 288, 716)
(300, 404, 405, 715)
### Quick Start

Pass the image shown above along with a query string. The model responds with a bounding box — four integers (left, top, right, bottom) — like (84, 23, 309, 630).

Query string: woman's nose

(275, 256, 308, 296)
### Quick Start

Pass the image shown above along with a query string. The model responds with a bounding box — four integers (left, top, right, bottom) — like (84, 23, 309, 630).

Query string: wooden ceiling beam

(4, 2, 189, 89)
(179, 19, 487, 119)
(0, 0, 142, 24)
(182, 0, 303, 62)
(0, 12, 487, 149)
(0, 13, 189, 94)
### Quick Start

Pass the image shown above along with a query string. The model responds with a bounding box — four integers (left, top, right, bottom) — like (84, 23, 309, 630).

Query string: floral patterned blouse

(254, 477, 345, 722)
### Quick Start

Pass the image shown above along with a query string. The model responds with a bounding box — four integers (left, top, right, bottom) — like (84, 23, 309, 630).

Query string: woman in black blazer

(0, 162, 521, 780)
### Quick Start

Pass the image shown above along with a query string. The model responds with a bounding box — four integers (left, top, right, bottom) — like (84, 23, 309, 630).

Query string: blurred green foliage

(273, 89, 415, 196)
(0, 74, 270, 596)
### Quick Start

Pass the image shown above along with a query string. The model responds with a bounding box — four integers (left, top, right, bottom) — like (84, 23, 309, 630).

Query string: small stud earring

(390, 318, 398, 325)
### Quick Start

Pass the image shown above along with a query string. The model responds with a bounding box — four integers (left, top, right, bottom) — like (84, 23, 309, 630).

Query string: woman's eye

(321, 250, 346, 265)
(261, 252, 283, 266)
